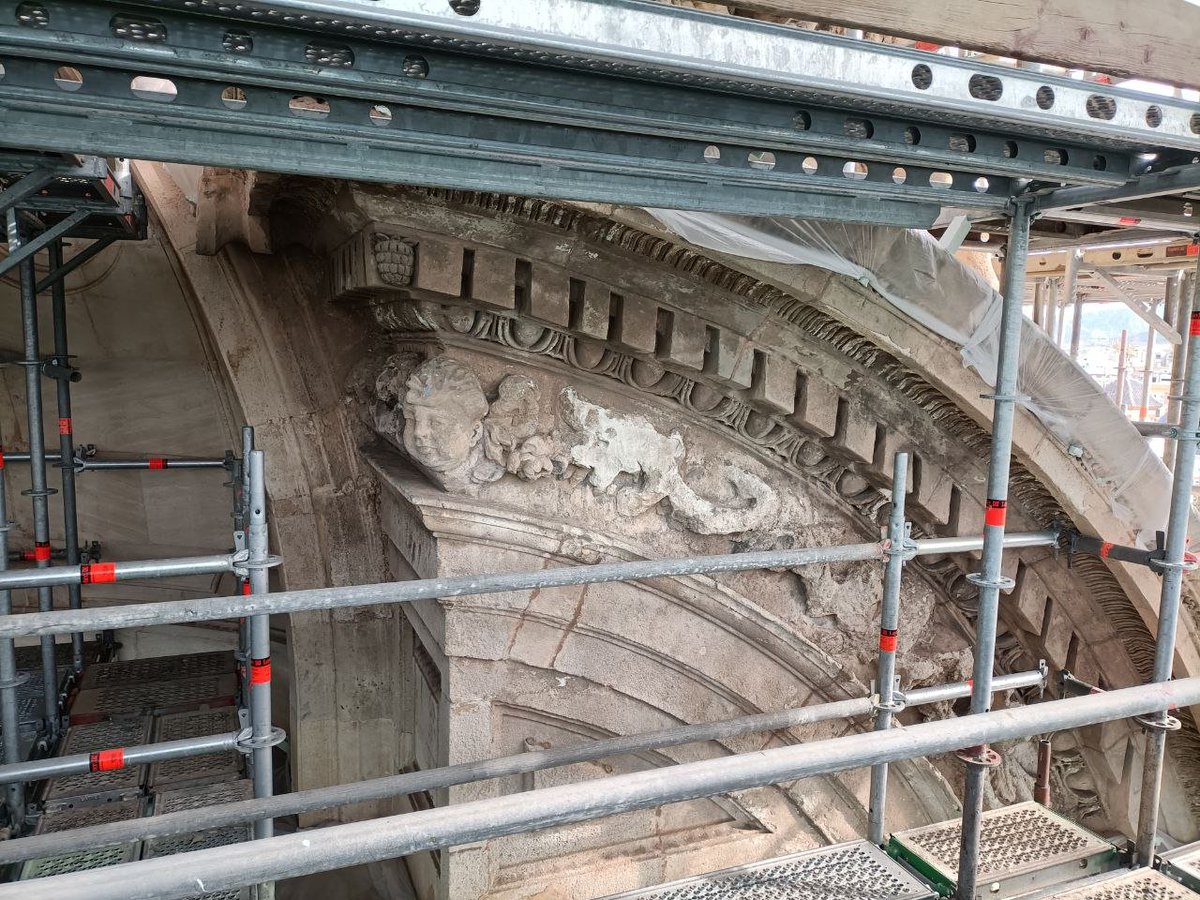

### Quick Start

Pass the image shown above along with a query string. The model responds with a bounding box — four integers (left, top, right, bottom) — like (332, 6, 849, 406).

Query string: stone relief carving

(372, 352, 778, 535)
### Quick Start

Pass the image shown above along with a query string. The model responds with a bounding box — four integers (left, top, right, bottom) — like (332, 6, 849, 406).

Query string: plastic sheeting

(648, 209, 1171, 542)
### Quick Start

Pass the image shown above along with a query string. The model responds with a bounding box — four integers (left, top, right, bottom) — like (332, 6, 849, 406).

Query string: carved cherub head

(402, 356, 489, 484)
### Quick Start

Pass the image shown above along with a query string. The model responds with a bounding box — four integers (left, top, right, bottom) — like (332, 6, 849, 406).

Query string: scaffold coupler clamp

(871, 681, 907, 716)
(966, 571, 1016, 591)
(883, 523, 919, 563)
(1134, 711, 1182, 733)
(1037, 659, 1049, 698)
(235, 725, 287, 755)
(231, 549, 284, 579)
(956, 744, 1003, 768)
(0, 671, 29, 690)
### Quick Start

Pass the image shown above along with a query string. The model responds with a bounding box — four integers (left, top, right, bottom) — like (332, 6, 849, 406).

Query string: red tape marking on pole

(984, 499, 1007, 528)
(33, 542, 51, 562)
(89, 748, 124, 772)
(58, 417, 71, 436)
(879, 628, 898, 653)
(148, 458, 168, 470)
(0, 448, 7, 469)
(251, 657, 271, 685)
(1099, 542, 1114, 559)
(1191, 312, 1200, 337)
(19, 551, 35, 562)
(80, 562, 117, 584)
(241, 580, 252, 596)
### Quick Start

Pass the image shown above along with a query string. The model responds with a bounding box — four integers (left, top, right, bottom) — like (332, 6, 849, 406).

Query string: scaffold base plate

(888, 801, 1118, 898)
(602, 839, 936, 899)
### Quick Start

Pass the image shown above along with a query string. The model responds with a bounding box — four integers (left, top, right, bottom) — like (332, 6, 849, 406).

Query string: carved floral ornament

(373, 353, 779, 536)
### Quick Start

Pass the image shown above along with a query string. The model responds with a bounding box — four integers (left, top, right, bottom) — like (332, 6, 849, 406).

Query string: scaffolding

(0, 1, 1198, 898)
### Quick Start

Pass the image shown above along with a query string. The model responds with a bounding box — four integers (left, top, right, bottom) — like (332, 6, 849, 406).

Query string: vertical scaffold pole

(0, 441, 24, 829)
(868, 451, 910, 845)
(237, 426, 253, 703)
(1165, 271, 1189, 470)
(7, 210, 60, 740)
(1066, 250, 1083, 360)
(1134, 250, 1200, 866)
(247, 449, 276, 898)
(955, 198, 1033, 899)
(48, 239, 84, 674)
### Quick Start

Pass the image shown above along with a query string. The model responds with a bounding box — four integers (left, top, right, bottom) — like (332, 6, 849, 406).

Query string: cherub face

(403, 402, 481, 473)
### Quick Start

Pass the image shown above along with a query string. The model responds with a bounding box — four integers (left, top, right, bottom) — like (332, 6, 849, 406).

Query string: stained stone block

(1041, 606, 1074, 669)
(656, 311, 707, 372)
(471, 248, 516, 310)
(749, 352, 796, 415)
(1010, 563, 1050, 636)
(910, 457, 954, 526)
(528, 265, 571, 327)
(414, 238, 464, 296)
(704, 329, 754, 389)
(572, 281, 612, 340)
(833, 398, 876, 464)
(612, 294, 658, 354)
(790, 373, 839, 437)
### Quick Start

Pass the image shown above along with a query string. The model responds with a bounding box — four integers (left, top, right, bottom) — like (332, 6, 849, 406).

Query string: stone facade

(133, 164, 1199, 899)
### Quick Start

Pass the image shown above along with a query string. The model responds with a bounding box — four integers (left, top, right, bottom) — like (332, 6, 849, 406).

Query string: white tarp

(649, 210, 1169, 542)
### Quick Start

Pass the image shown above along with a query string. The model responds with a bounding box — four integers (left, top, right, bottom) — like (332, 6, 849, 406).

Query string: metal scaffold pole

(6, 209, 60, 741)
(8, 678, 1199, 900)
(1134, 250, 1200, 866)
(0, 668, 1047, 865)
(247, 449, 276, 898)
(955, 197, 1033, 900)
(1165, 270, 1190, 469)
(868, 451, 910, 845)
(237, 426, 252, 704)
(47, 239, 84, 674)
(0, 439, 23, 830)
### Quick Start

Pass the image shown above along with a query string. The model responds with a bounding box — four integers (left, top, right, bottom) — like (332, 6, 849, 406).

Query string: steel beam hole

(1191, 113, 1200, 135)
(402, 56, 429, 79)
(1002, 140, 1018, 158)
(802, 156, 818, 174)
(15, 3, 48, 28)
(968, 73, 1004, 101)
(792, 111, 811, 131)
(1086, 94, 1117, 120)
(305, 42, 354, 67)
(903, 126, 921, 146)
(53, 66, 83, 92)
(1044, 148, 1068, 165)
(369, 104, 392, 126)
(131, 76, 177, 103)
(1146, 105, 1163, 128)
(844, 118, 874, 139)
(842, 161, 868, 181)
(221, 86, 247, 111)
(891, 167, 907, 184)
(929, 171, 954, 188)
(973, 176, 990, 192)
(949, 134, 976, 153)
(110, 15, 166, 42)
(748, 151, 776, 171)
(449, 0, 481, 14)
(290, 95, 330, 119)
(911, 64, 932, 90)
(1092, 154, 1108, 171)
(703, 145, 720, 163)
(223, 30, 253, 54)
(1035, 86, 1055, 110)
(0, 62, 5, 80)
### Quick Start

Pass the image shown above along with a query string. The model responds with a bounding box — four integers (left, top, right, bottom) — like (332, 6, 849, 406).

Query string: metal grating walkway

(1162, 841, 1200, 894)
(1042, 868, 1200, 899)
(890, 801, 1118, 896)
(604, 840, 935, 899)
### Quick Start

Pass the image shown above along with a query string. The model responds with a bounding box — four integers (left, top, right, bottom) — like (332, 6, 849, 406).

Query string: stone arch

(134, 163, 1198, 898)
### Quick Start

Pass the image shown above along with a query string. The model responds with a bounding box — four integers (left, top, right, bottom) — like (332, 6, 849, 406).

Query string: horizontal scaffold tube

(0, 453, 228, 470)
(0, 530, 1058, 639)
(0, 731, 239, 786)
(0, 668, 1046, 864)
(0, 553, 239, 591)
(9, 677, 1197, 900)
